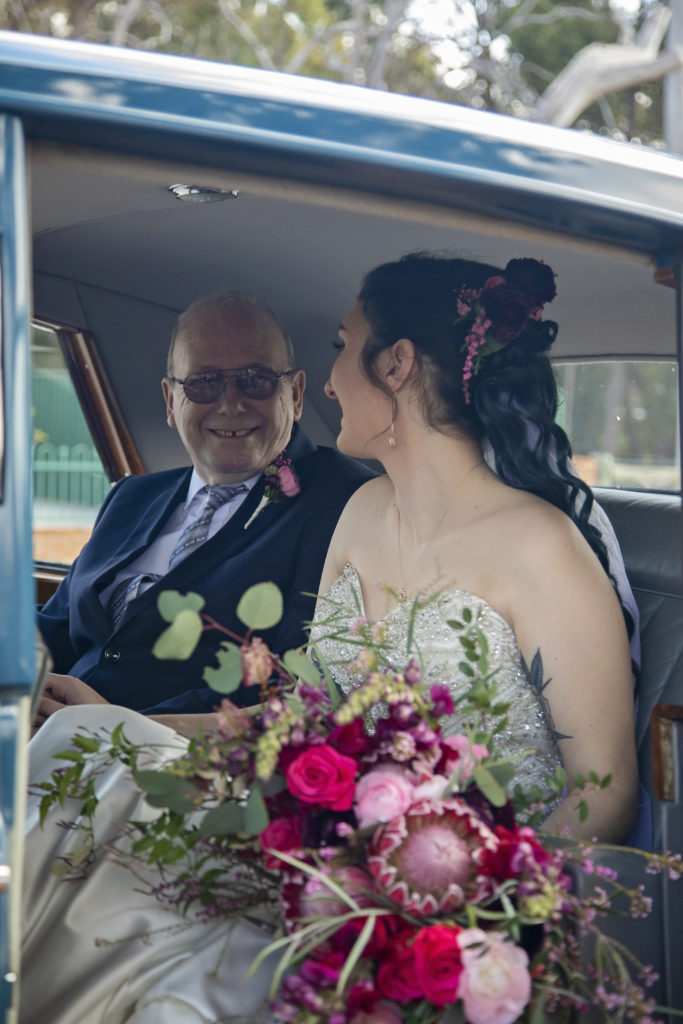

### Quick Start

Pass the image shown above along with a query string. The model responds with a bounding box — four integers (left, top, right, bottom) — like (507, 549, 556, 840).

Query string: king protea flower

(367, 797, 498, 915)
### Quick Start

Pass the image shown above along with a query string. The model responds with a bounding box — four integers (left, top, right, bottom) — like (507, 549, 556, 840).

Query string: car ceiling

(29, 142, 677, 472)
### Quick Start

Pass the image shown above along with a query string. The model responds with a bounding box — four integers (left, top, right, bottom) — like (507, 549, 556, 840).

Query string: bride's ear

(381, 338, 416, 392)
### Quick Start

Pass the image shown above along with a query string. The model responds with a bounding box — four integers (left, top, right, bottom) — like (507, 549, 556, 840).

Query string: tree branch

(217, 0, 277, 71)
(506, 5, 606, 32)
(535, 4, 682, 126)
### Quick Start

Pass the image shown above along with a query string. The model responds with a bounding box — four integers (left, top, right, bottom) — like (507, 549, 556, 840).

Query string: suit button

(103, 647, 121, 663)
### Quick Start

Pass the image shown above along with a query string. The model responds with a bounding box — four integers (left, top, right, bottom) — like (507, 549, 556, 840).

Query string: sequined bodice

(310, 563, 562, 796)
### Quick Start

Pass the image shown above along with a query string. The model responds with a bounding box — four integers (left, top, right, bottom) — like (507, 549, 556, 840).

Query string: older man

(36, 292, 373, 734)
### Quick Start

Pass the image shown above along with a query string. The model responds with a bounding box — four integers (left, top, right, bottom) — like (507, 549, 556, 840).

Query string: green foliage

(203, 641, 243, 693)
(158, 590, 205, 622)
(152, 607, 203, 660)
(282, 649, 320, 687)
(134, 769, 201, 813)
(237, 581, 284, 630)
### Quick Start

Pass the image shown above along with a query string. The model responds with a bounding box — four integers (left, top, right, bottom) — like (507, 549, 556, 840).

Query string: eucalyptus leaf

(282, 649, 321, 687)
(72, 735, 101, 754)
(203, 641, 243, 693)
(135, 770, 198, 813)
(157, 590, 206, 623)
(484, 762, 516, 789)
(236, 582, 283, 630)
(244, 785, 269, 834)
(473, 765, 507, 807)
(152, 609, 203, 660)
(199, 802, 246, 836)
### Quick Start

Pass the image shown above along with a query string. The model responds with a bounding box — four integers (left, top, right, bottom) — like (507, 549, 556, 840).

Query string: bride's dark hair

(357, 252, 616, 587)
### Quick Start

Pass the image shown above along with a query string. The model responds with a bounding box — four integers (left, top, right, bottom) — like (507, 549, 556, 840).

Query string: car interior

(1, 29, 682, 1019)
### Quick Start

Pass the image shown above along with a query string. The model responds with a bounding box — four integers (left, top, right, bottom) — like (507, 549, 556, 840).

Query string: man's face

(162, 304, 305, 485)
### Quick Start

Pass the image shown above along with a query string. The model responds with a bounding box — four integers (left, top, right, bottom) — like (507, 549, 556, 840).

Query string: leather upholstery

(595, 487, 683, 849)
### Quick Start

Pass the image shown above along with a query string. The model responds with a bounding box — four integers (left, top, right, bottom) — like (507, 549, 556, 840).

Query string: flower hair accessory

(244, 451, 301, 529)
(458, 257, 557, 403)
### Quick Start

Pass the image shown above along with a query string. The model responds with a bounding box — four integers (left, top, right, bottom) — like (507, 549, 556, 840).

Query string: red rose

(258, 816, 303, 870)
(331, 912, 394, 956)
(480, 824, 554, 882)
(377, 941, 422, 1003)
(412, 923, 463, 1006)
(328, 718, 368, 756)
(286, 744, 357, 811)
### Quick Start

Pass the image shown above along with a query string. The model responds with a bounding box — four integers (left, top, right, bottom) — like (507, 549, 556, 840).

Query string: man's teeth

(212, 427, 253, 438)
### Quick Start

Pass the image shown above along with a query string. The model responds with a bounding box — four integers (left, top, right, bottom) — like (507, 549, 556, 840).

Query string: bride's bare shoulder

(338, 473, 392, 518)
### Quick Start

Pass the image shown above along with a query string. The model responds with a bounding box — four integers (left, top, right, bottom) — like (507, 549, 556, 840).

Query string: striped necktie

(108, 483, 248, 628)
(168, 483, 249, 569)
(108, 571, 161, 629)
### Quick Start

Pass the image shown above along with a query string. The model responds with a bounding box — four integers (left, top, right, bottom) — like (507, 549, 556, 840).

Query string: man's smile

(208, 427, 257, 438)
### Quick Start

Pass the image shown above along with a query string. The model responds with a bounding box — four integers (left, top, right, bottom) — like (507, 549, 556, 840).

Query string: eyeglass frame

(166, 365, 295, 403)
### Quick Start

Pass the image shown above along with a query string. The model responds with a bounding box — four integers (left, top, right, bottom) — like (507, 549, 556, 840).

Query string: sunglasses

(168, 366, 294, 403)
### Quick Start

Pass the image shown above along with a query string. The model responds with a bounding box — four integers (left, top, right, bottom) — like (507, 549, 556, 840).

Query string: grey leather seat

(573, 488, 682, 1019)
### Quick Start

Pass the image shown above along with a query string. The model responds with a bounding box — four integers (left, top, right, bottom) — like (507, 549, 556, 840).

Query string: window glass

(31, 324, 109, 564)
(554, 360, 680, 492)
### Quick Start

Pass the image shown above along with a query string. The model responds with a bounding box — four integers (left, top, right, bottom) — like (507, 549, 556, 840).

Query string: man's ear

(381, 338, 416, 392)
(290, 370, 306, 421)
(162, 378, 177, 430)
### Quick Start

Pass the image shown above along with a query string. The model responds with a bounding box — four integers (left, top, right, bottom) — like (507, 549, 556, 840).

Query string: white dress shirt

(99, 469, 258, 607)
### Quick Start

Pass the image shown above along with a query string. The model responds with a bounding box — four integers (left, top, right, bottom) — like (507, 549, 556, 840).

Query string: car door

(0, 112, 34, 1024)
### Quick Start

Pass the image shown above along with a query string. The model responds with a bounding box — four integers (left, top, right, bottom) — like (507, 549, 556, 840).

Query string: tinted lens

(182, 369, 280, 402)
(183, 373, 224, 402)
(237, 369, 279, 398)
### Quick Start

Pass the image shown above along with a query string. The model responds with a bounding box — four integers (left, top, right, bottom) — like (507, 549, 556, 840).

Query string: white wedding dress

(310, 564, 562, 796)
(21, 567, 562, 1024)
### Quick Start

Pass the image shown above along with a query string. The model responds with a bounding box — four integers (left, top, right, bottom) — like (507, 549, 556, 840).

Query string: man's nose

(324, 379, 336, 399)
(215, 376, 247, 411)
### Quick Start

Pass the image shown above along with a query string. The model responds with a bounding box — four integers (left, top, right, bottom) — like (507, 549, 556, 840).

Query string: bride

(21, 254, 638, 1023)
(313, 253, 637, 843)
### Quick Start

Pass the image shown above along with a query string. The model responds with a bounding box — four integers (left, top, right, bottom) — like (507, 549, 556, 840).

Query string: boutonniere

(243, 452, 301, 529)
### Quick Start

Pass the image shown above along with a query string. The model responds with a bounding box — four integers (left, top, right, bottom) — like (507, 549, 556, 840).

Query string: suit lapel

(116, 427, 317, 626)
(96, 471, 190, 586)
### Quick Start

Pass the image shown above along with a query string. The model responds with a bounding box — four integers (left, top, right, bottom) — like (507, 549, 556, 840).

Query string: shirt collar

(185, 468, 261, 508)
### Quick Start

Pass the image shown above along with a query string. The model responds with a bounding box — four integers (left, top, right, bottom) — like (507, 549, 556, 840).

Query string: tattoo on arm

(520, 649, 572, 741)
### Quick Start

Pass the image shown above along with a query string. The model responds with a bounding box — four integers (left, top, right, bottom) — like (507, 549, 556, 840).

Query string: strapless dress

(310, 563, 563, 798)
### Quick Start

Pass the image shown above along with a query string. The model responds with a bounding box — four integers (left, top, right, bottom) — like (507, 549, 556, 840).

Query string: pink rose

(286, 744, 357, 810)
(277, 464, 301, 497)
(412, 923, 463, 1006)
(354, 766, 415, 829)
(300, 864, 374, 918)
(441, 734, 489, 782)
(457, 929, 531, 1024)
(259, 816, 303, 870)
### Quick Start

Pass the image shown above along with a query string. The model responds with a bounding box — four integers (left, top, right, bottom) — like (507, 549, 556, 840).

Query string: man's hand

(32, 673, 110, 735)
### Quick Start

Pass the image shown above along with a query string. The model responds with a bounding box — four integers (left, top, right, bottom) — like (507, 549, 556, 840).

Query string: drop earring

(388, 395, 398, 446)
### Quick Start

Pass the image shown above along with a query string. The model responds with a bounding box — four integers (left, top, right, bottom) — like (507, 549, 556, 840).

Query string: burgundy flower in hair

(457, 258, 556, 403)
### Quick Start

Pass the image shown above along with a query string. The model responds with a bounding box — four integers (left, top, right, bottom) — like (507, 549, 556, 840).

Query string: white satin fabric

(21, 706, 275, 1024)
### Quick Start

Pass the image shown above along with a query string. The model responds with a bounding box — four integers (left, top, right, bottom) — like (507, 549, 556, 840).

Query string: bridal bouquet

(37, 583, 681, 1024)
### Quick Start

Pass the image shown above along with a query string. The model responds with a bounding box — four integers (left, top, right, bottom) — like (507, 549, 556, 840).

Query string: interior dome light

(168, 184, 239, 203)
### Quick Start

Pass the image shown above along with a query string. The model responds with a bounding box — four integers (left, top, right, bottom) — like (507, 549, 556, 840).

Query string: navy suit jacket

(37, 427, 374, 713)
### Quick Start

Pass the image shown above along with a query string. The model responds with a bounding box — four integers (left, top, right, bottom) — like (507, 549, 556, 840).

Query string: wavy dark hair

(357, 252, 633, 638)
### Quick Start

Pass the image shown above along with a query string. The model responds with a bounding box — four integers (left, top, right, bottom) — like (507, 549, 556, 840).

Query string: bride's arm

(506, 506, 637, 844)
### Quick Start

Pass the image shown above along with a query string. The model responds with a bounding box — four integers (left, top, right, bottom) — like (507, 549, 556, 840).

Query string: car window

(554, 359, 680, 492)
(31, 323, 109, 565)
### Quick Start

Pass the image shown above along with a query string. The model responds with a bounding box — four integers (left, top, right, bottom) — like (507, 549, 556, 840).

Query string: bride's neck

(386, 430, 489, 536)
